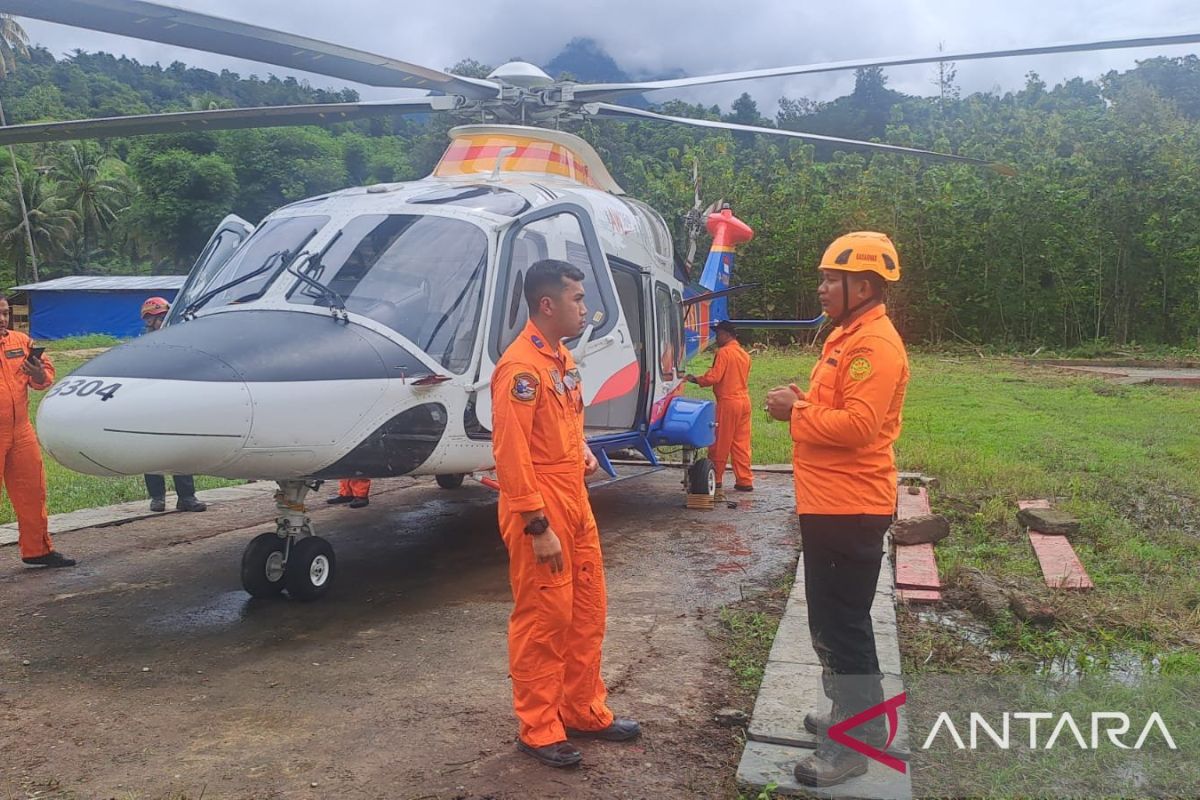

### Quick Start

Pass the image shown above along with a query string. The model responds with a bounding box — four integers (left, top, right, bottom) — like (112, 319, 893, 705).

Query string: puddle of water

(145, 591, 253, 632)
(916, 609, 1162, 681)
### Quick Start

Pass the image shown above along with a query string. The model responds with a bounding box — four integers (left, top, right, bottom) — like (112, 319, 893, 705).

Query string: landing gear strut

(240, 480, 336, 601)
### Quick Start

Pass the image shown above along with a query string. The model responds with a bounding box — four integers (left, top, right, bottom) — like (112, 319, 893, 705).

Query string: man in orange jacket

(686, 319, 753, 493)
(0, 296, 75, 568)
(491, 259, 640, 768)
(327, 478, 370, 508)
(766, 232, 909, 787)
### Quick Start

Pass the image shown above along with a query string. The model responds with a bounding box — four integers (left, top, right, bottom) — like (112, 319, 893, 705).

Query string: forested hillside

(3, 38, 1200, 348)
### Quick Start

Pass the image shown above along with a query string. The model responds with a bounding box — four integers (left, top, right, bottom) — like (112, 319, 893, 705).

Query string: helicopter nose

(37, 346, 253, 476)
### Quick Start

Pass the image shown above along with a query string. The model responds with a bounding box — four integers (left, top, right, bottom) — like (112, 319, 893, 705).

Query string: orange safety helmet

(818, 231, 901, 282)
(141, 296, 171, 318)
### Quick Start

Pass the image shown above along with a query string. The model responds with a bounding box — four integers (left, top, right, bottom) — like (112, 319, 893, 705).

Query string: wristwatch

(524, 517, 549, 536)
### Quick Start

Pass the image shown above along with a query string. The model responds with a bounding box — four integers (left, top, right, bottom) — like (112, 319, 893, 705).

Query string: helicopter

(3, 0, 1198, 601)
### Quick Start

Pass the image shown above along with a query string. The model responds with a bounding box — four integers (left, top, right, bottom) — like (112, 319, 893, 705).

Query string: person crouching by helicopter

(491, 259, 641, 768)
(765, 232, 909, 788)
(326, 478, 370, 508)
(684, 319, 753, 494)
(140, 297, 207, 514)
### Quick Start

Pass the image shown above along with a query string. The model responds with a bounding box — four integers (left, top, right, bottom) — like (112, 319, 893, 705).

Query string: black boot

(326, 495, 355, 505)
(149, 497, 166, 513)
(349, 497, 369, 508)
(565, 718, 641, 741)
(793, 738, 869, 787)
(176, 496, 207, 512)
(516, 740, 582, 768)
(23, 551, 77, 568)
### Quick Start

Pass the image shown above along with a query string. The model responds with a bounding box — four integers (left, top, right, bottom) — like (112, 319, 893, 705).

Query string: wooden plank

(893, 487, 941, 597)
(1018, 499, 1094, 591)
(897, 587, 942, 604)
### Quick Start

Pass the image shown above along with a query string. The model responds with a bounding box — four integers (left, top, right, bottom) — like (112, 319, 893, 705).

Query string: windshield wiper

(286, 230, 348, 321)
(183, 248, 292, 319)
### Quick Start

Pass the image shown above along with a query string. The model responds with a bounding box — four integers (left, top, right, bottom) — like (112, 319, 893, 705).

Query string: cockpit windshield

(190, 215, 328, 313)
(288, 214, 488, 373)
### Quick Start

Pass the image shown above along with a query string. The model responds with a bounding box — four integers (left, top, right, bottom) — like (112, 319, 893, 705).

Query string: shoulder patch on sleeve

(512, 372, 540, 402)
(848, 356, 873, 381)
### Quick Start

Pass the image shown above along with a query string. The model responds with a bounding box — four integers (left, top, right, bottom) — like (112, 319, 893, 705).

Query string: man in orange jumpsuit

(686, 319, 753, 493)
(0, 295, 75, 568)
(766, 232, 909, 787)
(327, 478, 370, 508)
(492, 259, 640, 768)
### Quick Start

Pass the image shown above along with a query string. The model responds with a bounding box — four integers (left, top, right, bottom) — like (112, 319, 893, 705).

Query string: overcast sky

(12, 0, 1200, 112)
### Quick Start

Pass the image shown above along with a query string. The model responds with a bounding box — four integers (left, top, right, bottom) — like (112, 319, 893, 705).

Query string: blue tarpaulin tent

(9, 276, 188, 340)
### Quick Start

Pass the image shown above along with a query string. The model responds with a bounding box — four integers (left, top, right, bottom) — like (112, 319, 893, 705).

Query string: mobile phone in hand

(27, 346, 45, 362)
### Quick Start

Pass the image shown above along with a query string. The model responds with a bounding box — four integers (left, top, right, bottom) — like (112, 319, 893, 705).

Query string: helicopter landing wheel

(285, 536, 336, 601)
(436, 473, 465, 490)
(688, 458, 717, 496)
(241, 532, 288, 598)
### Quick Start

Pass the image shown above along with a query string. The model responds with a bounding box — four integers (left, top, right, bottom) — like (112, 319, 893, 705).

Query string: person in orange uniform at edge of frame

(491, 259, 641, 768)
(140, 297, 208, 513)
(684, 319, 753, 494)
(765, 232, 909, 788)
(326, 478, 371, 509)
(0, 294, 76, 568)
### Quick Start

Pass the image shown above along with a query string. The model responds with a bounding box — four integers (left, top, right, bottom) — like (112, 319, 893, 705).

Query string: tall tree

(0, 14, 39, 282)
(53, 142, 133, 264)
(0, 170, 77, 277)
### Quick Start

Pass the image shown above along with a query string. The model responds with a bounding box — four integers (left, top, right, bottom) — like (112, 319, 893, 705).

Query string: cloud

(13, 0, 1200, 112)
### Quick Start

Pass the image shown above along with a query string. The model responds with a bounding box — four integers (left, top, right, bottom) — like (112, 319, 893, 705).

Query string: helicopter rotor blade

(0, 0, 500, 99)
(585, 103, 1015, 174)
(570, 31, 1200, 103)
(0, 97, 456, 147)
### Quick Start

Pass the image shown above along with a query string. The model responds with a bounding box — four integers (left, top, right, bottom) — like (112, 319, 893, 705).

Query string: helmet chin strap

(833, 273, 880, 326)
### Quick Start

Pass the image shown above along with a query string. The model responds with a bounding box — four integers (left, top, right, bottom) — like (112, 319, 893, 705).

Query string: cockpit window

(194, 215, 327, 311)
(408, 185, 530, 216)
(288, 214, 488, 373)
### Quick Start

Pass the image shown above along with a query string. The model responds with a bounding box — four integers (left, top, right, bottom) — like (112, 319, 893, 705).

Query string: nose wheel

(239, 480, 337, 601)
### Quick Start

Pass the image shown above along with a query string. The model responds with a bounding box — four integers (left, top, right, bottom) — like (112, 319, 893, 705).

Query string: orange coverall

(789, 304, 910, 514)
(696, 340, 753, 488)
(0, 330, 57, 560)
(337, 479, 371, 499)
(491, 321, 614, 747)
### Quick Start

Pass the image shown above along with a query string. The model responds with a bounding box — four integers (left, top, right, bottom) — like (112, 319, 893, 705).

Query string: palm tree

(0, 14, 39, 282)
(54, 143, 134, 263)
(0, 170, 77, 280)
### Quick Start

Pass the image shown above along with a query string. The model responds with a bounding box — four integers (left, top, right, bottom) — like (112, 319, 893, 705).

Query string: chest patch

(512, 372, 539, 402)
(4, 348, 25, 360)
(848, 356, 873, 381)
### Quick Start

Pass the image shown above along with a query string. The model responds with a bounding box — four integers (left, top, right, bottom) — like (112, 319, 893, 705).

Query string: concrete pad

(0, 482, 278, 547)
(738, 739, 913, 799)
(771, 608, 900, 674)
(1018, 500, 1093, 590)
(748, 664, 907, 751)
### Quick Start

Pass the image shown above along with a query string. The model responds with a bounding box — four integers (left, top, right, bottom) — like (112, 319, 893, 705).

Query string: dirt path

(0, 471, 799, 800)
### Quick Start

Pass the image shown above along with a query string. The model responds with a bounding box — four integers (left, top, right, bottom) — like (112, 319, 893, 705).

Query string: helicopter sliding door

(475, 202, 640, 435)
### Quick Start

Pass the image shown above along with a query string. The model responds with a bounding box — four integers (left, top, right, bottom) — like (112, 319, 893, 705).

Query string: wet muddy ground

(0, 471, 799, 800)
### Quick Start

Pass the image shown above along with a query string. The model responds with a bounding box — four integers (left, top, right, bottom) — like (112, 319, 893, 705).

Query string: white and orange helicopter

(3, 0, 1197, 599)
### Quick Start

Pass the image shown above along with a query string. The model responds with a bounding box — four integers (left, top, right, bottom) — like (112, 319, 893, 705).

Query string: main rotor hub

(487, 61, 554, 89)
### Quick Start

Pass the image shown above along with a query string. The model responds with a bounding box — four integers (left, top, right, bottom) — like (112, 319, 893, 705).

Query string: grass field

(688, 347, 1200, 676)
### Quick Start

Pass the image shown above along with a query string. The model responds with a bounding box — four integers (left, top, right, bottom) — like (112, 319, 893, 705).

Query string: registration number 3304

(46, 378, 122, 401)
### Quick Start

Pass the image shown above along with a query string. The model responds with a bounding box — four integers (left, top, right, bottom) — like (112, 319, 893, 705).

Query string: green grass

(0, 354, 240, 525)
(688, 347, 1200, 674)
(41, 333, 123, 352)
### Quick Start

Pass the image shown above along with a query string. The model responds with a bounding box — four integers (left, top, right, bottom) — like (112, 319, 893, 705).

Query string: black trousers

(144, 473, 196, 500)
(800, 513, 891, 716)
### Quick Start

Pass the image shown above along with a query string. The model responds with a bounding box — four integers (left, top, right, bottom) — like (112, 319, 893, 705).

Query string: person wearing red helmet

(140, 297, 207, 513)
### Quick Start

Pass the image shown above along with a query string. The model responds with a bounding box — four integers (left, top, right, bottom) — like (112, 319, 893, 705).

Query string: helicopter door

(653, 281, 684, 397)
(475, 202, 639, 434)
(166, 214, 254, 325)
